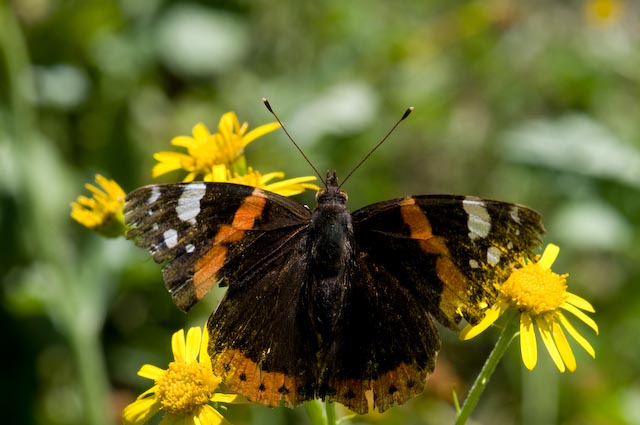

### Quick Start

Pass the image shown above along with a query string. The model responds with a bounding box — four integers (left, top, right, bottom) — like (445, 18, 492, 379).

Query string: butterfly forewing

(352, 194, 544, 329)
(124, 182, 311, 311)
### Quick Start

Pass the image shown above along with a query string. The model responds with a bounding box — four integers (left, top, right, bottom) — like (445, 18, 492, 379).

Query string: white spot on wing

(469, 259, 480, 269)
(463, 198, 491, 240)
(148, 186, 161, 204)
(163, 229, 178, 249)
(487, 246, 501, 265)
(176, 183, 206, 225)
(185, 243, 195, 253)
(152, 223, 159, 231)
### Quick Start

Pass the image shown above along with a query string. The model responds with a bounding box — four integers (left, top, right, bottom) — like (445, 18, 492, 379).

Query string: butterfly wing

(320, 194, 544, 412)
(352, 195, 544, 328)
(124, 182, 312, 310)
(318, 260, 439, 414)
(124, 182, 319, 406)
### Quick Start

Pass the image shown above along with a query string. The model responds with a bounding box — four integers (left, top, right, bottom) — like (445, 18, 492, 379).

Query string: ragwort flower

(153, 112, 280, 182)
(70, 174, 127, 237)
(461, 244, 598, 373)
(123, 326, 246, 425)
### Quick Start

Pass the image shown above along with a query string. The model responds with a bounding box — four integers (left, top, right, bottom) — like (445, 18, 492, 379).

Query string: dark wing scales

(318, 256, 440, 414)
(125, 182, 320, 407)
(352, 195, 544, 329)
(124, 182, 311, 310)
(207, 229, 320, 409)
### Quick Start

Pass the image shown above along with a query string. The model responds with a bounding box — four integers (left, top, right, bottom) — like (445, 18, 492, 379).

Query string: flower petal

(122, 396, 162, 424)
(185, 327, 202, 363)
(459, 300, 509, 340)
(258, 171, 285, 185)
(138, 364, 165, 380)
(192, 123, 212, 143)
(557, 311, 596, 358)
(197, 405, 231, 425)
(564, 292, 596, 313)
(183, 172, 197, 182)
(210, 393, 251, 404)
(520, 312, 538, 370)
(172, 329, 187, 362)
(535, 316, 566, 372)
(199, 328, 212, 368)
(537, 243, 560, 269)
(241, 122, 281, 146)
(264, 175, 318, 190)
(560, 302, 599, 335)
(551, 319, 576, 372)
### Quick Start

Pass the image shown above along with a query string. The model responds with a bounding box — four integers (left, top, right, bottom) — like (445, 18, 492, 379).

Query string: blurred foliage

(1, 0, 639, 424)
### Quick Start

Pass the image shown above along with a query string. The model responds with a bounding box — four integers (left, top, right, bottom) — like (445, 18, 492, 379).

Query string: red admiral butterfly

(124, 105, 544, 413)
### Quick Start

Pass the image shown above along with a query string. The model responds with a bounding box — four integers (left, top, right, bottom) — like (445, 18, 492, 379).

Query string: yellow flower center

(499, 262, 569, 316)
(156, 361, 218, 416)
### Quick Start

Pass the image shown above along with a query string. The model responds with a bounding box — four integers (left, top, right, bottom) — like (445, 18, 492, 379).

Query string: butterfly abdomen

(307, 185, 354, 342)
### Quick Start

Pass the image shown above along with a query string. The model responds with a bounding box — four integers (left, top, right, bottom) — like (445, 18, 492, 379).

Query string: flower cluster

(70, 174, 127, 237)
(70, 111, 319, 235)
(461, 244, 598, 373)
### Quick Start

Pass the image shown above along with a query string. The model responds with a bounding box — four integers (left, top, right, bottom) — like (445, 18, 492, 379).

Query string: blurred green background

(1, 0, 638, 424)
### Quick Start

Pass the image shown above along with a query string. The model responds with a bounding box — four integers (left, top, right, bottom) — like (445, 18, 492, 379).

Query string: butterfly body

(124, 172, 544, 413)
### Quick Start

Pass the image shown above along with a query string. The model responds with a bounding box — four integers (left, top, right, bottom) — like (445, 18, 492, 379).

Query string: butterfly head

(316, 170, 348, 205)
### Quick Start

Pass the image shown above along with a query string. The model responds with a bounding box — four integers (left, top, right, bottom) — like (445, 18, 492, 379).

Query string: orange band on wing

(399, 198, 433, 240)
(211, 348, 304, 409)
(193, 192, 267, 299)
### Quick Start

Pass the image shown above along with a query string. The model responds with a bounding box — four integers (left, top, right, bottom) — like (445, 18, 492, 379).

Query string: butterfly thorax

(310, 178, 352, 277)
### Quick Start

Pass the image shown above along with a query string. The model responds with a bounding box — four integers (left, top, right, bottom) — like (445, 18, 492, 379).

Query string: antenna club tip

(402, 107, 414, 120)
(262, 98, 273, 113)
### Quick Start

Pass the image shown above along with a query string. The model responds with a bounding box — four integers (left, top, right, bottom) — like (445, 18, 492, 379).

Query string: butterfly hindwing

(319, 258, 440, 413)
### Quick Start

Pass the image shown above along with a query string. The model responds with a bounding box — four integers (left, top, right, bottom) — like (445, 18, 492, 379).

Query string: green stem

(304, 400, 337, 425)
(455, 310, 519, 425)
(305, 400, 326, 425)
(325, 401, 336, 425)
(70, 328, 110, 425)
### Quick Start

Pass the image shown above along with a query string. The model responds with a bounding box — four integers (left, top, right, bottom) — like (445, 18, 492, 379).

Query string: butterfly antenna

(263, 98, 325, 187)
(339, 106, 413, 188)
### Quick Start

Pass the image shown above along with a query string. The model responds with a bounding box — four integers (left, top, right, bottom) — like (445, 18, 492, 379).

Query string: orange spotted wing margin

(124, 182, 311, 311)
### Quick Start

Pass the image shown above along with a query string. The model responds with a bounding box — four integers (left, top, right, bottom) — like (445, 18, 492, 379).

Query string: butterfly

(124, 170, 544, 414)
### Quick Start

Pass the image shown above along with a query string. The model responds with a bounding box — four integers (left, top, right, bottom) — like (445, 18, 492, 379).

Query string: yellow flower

(70, 174, 127, 237)
(123, 327, 246, 425)
(153, 112, 280, 182)
(461, 244, 598, 373)
(226, 166, 320, 197)
(216, 111, 281, 166)
(584, 0, 622, 27)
